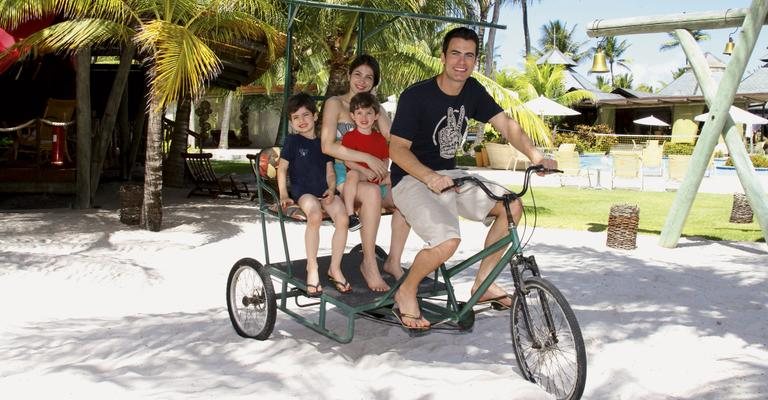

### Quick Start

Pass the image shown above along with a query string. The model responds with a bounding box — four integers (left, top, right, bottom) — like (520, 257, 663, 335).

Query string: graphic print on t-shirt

(433, 106, 467, 159)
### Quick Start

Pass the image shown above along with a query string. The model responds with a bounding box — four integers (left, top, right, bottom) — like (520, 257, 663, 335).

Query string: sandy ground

(0, 180, 766, 399)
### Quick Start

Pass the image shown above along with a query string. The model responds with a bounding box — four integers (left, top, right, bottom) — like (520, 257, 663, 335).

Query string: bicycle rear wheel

(510, 277, 586, 400)
(226, 258, 276, 340)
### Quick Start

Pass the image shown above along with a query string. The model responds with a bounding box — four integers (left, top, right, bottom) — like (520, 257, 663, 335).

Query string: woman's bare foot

(393, 289, 429, 329)
(382, 257, 404, 281)
(360, 258, 389, 292)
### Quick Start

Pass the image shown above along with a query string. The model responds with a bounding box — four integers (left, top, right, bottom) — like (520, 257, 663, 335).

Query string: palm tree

(464, 0, 492, 74)
(660, 29, 710, 52)
(536, 20, 590, 63)
(285, 0, 466, 98)
(497, 58, 595, 107)
(484, 0, 508, 77)
(612, 73, 633, 90)
(2, 0, 280, 231)
(593, 36, 631, 86)
(635, 83, 654, 93)
(511, 0, 540, 57)
(595, 75, 612, 92)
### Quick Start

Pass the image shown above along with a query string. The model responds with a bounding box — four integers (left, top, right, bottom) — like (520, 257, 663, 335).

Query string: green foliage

(663, 142, 695, 155)
(725, 154, 768, 168)
(456, 154, 476, 166)
(612, 73, 634, 90)
(553, 124, 616, 153)
(241, 94, 282, 112)
(534, 20, 590, 63)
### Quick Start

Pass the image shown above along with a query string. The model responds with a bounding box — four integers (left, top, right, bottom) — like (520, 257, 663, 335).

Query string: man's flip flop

(392, 306, 431, 333)
(477, 294, 514, 311)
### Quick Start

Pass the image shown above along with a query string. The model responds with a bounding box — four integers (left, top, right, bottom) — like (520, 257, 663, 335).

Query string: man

(389, 27, 557, 330)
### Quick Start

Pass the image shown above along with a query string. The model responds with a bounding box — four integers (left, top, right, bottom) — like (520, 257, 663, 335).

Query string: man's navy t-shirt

(390, 76, 502, 187)
(281, 133, 332, 201)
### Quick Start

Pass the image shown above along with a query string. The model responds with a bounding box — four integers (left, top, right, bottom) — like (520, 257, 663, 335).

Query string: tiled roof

(738, 67, 768, 94)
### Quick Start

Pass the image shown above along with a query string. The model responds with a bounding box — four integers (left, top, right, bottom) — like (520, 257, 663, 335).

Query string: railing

(554, 127, 699, 150)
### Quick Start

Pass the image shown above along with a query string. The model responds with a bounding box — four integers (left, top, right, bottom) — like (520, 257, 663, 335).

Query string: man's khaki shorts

(392, 169, 502, 248)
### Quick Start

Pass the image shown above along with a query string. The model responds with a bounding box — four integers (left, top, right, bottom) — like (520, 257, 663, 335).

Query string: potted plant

(473, 143, 487, 167)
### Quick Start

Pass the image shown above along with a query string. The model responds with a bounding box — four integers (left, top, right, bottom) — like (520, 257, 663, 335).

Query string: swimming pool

(578, 154, 768, 176)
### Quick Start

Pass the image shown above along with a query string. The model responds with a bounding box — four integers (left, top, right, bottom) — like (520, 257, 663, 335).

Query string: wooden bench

(181, 152, 249, 198)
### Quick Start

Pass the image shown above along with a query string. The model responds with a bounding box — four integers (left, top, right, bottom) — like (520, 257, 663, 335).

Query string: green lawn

(211, 160, 765, 242)
(519, 187, 765, 242)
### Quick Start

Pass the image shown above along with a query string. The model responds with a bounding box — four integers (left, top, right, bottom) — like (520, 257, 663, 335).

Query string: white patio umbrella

(694, 106, 768, 125)
(633, 115, 670, 127)
(522, 95, 580, 117)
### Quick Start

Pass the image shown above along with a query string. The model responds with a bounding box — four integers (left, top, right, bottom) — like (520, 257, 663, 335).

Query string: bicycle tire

(226, 258, 276, 340)
(510, 277, 586, 400)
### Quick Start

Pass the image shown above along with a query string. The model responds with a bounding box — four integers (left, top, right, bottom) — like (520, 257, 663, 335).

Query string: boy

(277, 93, 351, 296)
(340, 92, 392, 232)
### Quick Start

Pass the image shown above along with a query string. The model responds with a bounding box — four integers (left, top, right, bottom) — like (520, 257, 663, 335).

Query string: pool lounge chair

(611, 152, 643, 190)
(554, 149, 591, 188)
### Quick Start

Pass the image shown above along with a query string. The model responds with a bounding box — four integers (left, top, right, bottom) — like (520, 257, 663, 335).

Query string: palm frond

(135, 20, 221, 110)
(0, 0, 57, 29)
(557, 89, 593, 107)
(3, 18, 131, 60)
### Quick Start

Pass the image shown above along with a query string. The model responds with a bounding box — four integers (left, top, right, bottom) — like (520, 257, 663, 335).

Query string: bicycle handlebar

(446, 165, 562, 201)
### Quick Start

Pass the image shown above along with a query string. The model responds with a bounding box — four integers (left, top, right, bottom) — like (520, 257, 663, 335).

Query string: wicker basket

(729, 193, 753, 224)
(607, 204, 640, 250)
(119, 184, 143, 225)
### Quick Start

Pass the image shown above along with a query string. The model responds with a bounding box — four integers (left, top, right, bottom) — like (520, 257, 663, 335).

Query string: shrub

(664, 142, 695, 155)
(725, 154, 768, 168)
(553, 124, 616, 153)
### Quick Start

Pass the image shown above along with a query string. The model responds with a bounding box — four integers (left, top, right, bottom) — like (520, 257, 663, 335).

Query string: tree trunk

(164, 96, 191, 187)
(218, 91, 233, 149)
(484, 0, 502, 77)
(90, 44, 135, 200)
(522, 1, 531, 56)
(323, 35, 354, 98)
(142, 97, 164, 232)
(75, 48, 92, 209)
(477, 4, 489, 74)
(118, 86, 130, 180)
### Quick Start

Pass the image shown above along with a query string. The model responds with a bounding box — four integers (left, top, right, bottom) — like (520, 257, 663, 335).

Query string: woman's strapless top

(336, 121, 355, 140)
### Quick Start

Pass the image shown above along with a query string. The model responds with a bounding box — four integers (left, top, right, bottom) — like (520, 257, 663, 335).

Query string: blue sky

(493, 0, 768, 90)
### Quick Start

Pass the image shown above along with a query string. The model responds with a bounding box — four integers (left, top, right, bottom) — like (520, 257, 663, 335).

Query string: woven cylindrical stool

(729, 193, 753, 224)
(607, 204, 640, 250)
(119, 184, 143, 225)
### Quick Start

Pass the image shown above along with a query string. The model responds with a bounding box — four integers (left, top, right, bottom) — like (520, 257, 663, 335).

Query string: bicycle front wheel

(510, 277, 586, 400)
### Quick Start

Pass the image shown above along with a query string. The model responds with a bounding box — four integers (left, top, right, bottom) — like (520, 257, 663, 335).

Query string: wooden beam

(587, 7, 755, 37)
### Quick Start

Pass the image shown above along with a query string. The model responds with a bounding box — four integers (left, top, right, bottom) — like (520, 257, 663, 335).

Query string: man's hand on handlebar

(536, 157, 558, 176)
(426, 172, 455, 194)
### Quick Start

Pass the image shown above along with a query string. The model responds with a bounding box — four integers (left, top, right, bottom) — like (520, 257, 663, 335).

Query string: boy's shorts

(336, 160, 388, 198)
(334, 161, 347, 186)
(392, 169, 502, 248)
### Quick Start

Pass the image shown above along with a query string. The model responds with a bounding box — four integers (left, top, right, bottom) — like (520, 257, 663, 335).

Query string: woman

(320, 54, 409, 292)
